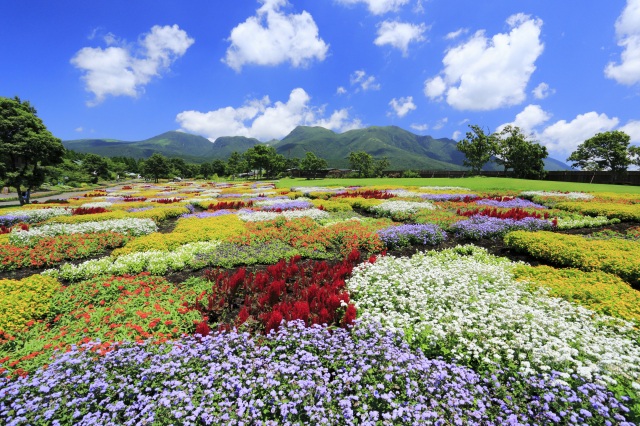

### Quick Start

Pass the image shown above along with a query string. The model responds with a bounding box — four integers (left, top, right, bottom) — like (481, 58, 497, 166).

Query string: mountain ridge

(62, 126, 571, 171)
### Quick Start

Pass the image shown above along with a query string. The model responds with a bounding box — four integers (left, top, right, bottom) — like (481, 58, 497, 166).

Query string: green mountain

(272, 126, 467, 170)
(62, 126, 571, 171)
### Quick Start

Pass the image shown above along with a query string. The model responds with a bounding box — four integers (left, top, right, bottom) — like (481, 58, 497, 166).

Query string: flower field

(1, 180, 639, 425)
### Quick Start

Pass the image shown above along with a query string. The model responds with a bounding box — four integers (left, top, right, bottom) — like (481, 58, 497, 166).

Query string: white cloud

(605, 0, 640, 85)
(498, 104, 551, 133)
(445, 28, 468, 40)
(350, 70, 381, 91)
(388, 96, 416, 117)
(424, 75, 446, 99)
(532, 82, 554, 99)
(452, 130, 462, 140)
(223, 0, 328, 71)
(71, 25, 194, 105)
(411, 123, 428, 132)
(334, 0, 410, 15)
(539, 112, 619, 155)
(176, 88, 362, 141)
(433, 117, 448, 130)
(75, 127, 83, 133)
(336, 86, 347, 95)
(374, 21, 427, 56)
(424, 13, 544, 110)
(620, 120, 640, 142)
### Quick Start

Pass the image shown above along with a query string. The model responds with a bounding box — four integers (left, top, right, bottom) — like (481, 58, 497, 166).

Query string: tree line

(456, 124, 640, 179)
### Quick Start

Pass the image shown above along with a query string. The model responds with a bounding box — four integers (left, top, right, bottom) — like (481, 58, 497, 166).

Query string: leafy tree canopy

(300, 151, 328, 179)
(567, 130, 631, 173)
(456, 125, 496, 175)
(0, 96, 65, 204)
(494, 125, 548, 179)
(141, 153, 171, 183)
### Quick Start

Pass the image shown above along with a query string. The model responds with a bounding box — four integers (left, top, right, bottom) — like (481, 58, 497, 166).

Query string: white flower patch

(290, 186, 344, 194)
(372, 200, 436, 215)
(254, 197, 311, 207)
(12, 208, 72, 223)
(78, 202, 113, 208)
(420, 186, 471, 191)
(520, 191, 594, 200)
(347, 245, 640, 384)
(385, 189, 421, 198)
(555, 215, 613, 230)
(9, 218, 157, 245)
(44, 241, 220, 281)
(238, 208, 329, 222)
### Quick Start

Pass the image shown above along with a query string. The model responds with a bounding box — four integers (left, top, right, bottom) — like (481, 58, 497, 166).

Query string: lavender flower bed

(451, 216, 554, 239)
(126, 207, 153, 213)
(180, 210, 235, 219)
(259, 200, 312, 211)
(378, 224, 447, 248)
(1, 321, 631, 425)
(475, 198, 547, 209)
(0, 214, 29, 227)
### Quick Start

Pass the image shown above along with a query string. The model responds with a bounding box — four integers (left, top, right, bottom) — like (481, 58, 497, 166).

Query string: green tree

(494, 125, 548, 179)
(226, 151, 248, 180)
(82, 153, 110, 183)
(629, 145, 640, 167)
(456, 125, 496, 175)
(300, 152, 328, 179)
(244, 145, 286, 179)
(141, 153, 171, 183)
(0, 96, 65, 205)
(567, 130, 631, 174)
(348, 151, 373, 178)
(372, 156, 390, 177)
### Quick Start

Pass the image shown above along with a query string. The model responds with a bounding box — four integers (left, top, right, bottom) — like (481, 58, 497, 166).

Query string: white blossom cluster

(346, 245, 640, 384)
(520, 191, 594, 200)
(290, 186, 344, 194)
(372, 200, 436, 215)
(420, 186, 471, 191)
(44, 241, 221, 281)
(555, 215, 613, 229)
(78, 202, 113, 208)
(254, 197, 311, 207)
(385, 189, 421, 198)
(238, 208, 329, 222)
(13, 207, 72, 222)
(9, 218, 158, 245)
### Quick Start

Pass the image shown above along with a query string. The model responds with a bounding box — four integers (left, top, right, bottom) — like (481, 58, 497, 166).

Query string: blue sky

(1, 0, 639, 161)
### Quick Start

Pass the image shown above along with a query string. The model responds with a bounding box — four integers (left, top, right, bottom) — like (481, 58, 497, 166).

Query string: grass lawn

(277, 176, 640, 194)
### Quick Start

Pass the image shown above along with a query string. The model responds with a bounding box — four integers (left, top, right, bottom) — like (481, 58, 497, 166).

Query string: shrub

(0, 275, 61, 334)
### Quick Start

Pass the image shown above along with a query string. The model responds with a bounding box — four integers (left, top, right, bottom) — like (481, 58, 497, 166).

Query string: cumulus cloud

(336, 86, 347, 95)
(539, 112, 619, 155)
(176, 88, 362, 141)
(71, 25, 194, 106)
(374, 21, 427, 56)
(620, 120, 640, 142)
(445, 28, 468, 40)
(350, 70, 381, 91)
(605, 0, 640, 85)
(424, 13, 544, 110)
(388, 96, 416, 117)
(410, 123, 428, 132)
(334, 0, 410, 15)
(532, 82, 554, 99)
(498, 104, 551, 134)
(223, 0, 328, 71)
(452, 130, 462, 140)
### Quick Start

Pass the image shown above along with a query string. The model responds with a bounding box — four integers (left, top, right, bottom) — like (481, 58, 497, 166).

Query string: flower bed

(1, 321, 632, 425)
(505, 230, 640, 286)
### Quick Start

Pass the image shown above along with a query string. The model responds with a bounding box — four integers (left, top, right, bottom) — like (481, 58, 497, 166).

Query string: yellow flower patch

(504, 230, 640, 285)
(514, 265, 640, 323)
(555, 201, 640, 222)
(112, 214, 246, 256)
(310, 199, 353, 212)
(0, 275, 61, 333)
